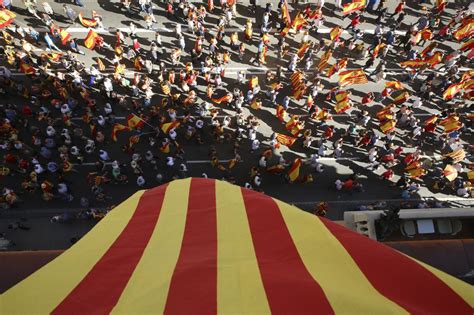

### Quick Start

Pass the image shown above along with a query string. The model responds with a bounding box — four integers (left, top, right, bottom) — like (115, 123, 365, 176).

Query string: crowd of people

(0, 0, 473, 213)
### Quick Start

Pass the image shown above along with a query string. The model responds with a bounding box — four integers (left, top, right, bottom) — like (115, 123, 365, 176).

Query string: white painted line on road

(75, 159, 241, 166)
(290, 197, 474, 205)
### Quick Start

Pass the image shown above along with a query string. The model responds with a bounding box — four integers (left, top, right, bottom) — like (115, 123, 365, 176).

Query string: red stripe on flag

(242, 189, 335, 314)
(320, 218, 472, 314)
(52, 185, 169, 315)
(164, 178, 217, 314)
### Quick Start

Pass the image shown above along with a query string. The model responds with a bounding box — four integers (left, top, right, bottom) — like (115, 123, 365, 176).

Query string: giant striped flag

(1, 178, 472, 314)
(338, 69, 368, 87)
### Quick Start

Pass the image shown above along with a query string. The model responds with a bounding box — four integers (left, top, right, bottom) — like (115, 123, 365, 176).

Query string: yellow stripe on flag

(1, 191, 145, 314)
(277, 200, 408, 314)
(111, 179, 191, 314)
(215, 181, 270, 314)
(409, 258, 474, 308)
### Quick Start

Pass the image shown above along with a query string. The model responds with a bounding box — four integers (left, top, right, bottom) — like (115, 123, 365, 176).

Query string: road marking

(74, 159, 241, 166)
(290, 197, 474, 205)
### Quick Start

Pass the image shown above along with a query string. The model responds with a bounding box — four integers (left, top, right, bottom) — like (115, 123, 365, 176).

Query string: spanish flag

(0, 9, 16, 28)
(335, 91, 350, 103)
(420, 43, 437, 58)
(392, 91, 410, 105)
(385, 81, 403, 90)
(276, 133, 297, 147)
(127, 114, 145, 129)
(443, 119, 462, 134)
(424, 115, 438, 126)
(161, 121, 181, 134)
(291, 12, 307, 30)
(160, 141, 170, 154)
(338, 69, 368, 87)
(78, 12, 98, 28)
(276, 105, 287, 122)
(330, 26, 343, 41)
(373, 43, 385, 58)
(84, 29, 99, 50)
(443, 82, 463, 100)
(400, 59, 426, 68)
(460, 38, 474, 52)
(335, 101, 352, 114)
(343, 0, 366, 15)
(407, 167, 426, 178)
(111, 123, 130, 142)
(281, 0, 291, 26)
(380, 120, 396, 134)
(297, 42, 311, 59)
(19, 62, 36, 75)
(59, 29, 71, 45)
(425, 52, 443, 68)
(288, 158, 302, 182)
(249, 76, 259, 89)
(463, 79, 474, 91)
(212, 94, 232, 104)
(95, 57, 106, 71)
(129, 135, 140, 148)
(317, 49, 332, 72)
(326, 64, 338, 78)
(453, 19, 474, 41)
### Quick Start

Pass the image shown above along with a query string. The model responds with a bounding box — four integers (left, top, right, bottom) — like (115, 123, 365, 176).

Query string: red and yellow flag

(338, 69, 368, 87)
(443, 82, 463, 100)
(330, 26, 343, 41)
(1, 177, 473, 314)
(84, 29, 99, 50)
(400, 59, 427, 68)
(343, 0, 366, 15)
(0, 9, 16, 28)
(128, 135, 140, 148)
(380, 120, 396, 134)
(335, 101, 352, 114)
(111, 123, 130, 142)
(392, 91, 410, 105)
(443, 165, 458, 182)
(281, 0, 291, 26)
(460, 38, 474, 52)
(78, 12, 98, 28)
(127, 114, 145, 129)
(95, 57, 106, 71)
(373, 43, 385, 58)
(275, 133, 297, 147)
(161, 121, 181, 134)
(288, 158, 301, 182)
(317, 49, 332, 72)
(19, 62, 36, 75)
(453, 19, 474, 41)
(59, 29, 71, 45)
(385, 81, 403, 90)
(160, 141, 170, 153)
(297, 42, 311, 59)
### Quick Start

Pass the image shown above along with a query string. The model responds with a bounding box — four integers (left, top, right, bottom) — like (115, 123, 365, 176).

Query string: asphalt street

(1, 0, 473, 249)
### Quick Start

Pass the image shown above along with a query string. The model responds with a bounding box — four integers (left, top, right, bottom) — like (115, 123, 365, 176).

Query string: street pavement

(1, 0, 473, 249)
